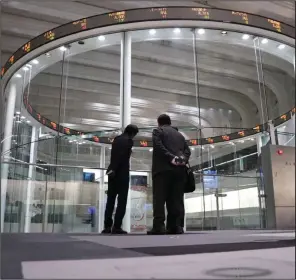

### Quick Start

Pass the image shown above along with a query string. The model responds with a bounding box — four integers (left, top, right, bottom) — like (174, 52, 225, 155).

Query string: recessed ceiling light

(45, 53, 51, 58)
(15, 74, 22, 78)
(278, 44, 285, 50)
(98, 35, 105, 41)
(261, 38, 268, 44)
(173, 28, 181, 34)
(32, 59, 39, 64)
(149, 29, 156, 35)
(242, 34, 250, 40)
(59, 46, 67, 51)
(197, 28, 205, 35)
(23, 67, 29, 71)
(221, 31, 227, 35)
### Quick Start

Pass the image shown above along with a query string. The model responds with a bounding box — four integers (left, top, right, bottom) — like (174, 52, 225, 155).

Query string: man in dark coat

(148, 114, 191, 235)
(101, 124, 138, 234)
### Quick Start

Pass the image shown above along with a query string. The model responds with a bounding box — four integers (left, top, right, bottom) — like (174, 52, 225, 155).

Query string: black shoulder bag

(184, 164, 196, 193)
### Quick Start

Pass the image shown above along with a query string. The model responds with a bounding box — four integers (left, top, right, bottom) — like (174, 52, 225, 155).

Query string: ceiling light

(26, 120, 31, 123)
(45, 53, 51, 58)
(239, 140, 245, 143)
(261, 38, 268, 44)
(26, 64, 32, 68)
(250, 138, 255, 141)
(242, 34, 250, 40)
(23, 67, 29, 71)
(82, 141, 86, 144)
(278, 44, 285, 50)
(221, 31, 227, 35)
(15, 74, 22, 78)
(32, 59, 39, 64)
(149, 148, 153, 152)
(69, 140, 73, 143)
(16, 111, 20, 115)
(59, 46, 67, 51)
(190, 147, 195, 151)
(149, 29, 156, 35)
(230, 142, 235, 145)
(210, 145, 215, 149)
(173, 28, 181, 34)
(98, 35, 105, 41)
(21, 116, 26, 119)
(197, 28, 205, 35)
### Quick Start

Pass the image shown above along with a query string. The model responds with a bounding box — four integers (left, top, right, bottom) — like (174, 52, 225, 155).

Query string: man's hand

(171, 157, 186, 166)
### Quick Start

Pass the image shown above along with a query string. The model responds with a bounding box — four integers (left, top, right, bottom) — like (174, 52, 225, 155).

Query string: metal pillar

(268, 120, 276, 145)
(1, 82, 17, 232)
(120, 32, 132, 232)
(98, 146, 106, 233)
(24, 126, 37, 232)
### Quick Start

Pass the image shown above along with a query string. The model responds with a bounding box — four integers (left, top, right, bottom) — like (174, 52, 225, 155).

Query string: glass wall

(1, 25, 294, 233)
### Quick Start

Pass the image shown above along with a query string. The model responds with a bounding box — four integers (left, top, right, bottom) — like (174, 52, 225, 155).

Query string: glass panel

(254, 37, 295, 119)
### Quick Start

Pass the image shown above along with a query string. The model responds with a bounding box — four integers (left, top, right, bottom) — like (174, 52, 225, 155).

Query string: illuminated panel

(253, 126, 261, 133)
(238, 131, 245, 137)
(190, 139, 198, 145)
(192, 8, 210, 19)
(64, 128, 71, 134)
(267, 19, 281, 33)
(232, 11, 249, 24)
(22, 42, 31, 53)
(108, 11, 126, 23)
(222, 135, 230, 141)
(140, 140, 148, 147)
(93, 136, 100, 142)
(8, 56, 14, 65)
(150, 8, 168, 19)
(206, 137, 214, 144)
(72, 18, 87, 30)
(50, 122, 57, 130)
(44, 30, 55, 41)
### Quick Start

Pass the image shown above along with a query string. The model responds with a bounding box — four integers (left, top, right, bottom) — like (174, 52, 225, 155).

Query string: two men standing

(102, 114, 190, 235)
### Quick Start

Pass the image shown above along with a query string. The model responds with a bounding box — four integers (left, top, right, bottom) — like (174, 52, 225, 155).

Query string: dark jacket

(152, 125, 191, 176)
(107, 133, 133, 176)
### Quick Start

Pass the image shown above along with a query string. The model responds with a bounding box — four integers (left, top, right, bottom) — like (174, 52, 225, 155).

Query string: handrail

(1, 161, 260, 178)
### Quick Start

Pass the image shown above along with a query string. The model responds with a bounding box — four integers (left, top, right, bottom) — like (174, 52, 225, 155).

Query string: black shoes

(101, 227, 112, 234)
(101, 227, 127, 234)
(147, 226, 166, 235)
(166, 227, 184, 235)
(111, 227, 127, 234)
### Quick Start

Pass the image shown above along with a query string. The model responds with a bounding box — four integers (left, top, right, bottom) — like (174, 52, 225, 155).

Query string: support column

(268, 120, 276, 145)
(98, 146, 106, 233)
(1, 82, 17, 232)
(24, 126, 37, 232)
(120, 32, 132, 232)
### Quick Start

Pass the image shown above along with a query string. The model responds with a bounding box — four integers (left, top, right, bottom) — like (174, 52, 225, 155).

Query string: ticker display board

(1, 7, 295, 78)
(23, 93, 295, 147)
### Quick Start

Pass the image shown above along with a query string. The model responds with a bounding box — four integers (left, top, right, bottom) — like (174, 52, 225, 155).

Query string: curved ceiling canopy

(3, 7, 295, 148)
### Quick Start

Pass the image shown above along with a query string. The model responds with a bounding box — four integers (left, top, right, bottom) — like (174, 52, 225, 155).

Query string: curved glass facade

(1, 26, 295, 233)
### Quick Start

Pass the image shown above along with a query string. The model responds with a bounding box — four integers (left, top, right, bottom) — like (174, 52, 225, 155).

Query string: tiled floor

(22, 247, 295, 279)
(1, 230, 295, 279)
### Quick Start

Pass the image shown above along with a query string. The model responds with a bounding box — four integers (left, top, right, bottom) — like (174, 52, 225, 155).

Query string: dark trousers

(152, 168, 186, 231)
(104, 174, 129, 229)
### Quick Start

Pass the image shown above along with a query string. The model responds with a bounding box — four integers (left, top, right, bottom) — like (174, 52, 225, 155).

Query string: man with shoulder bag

(148, 114, 191, 235)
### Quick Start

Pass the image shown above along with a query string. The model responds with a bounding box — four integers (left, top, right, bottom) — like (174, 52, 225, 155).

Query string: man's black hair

(157, 114, 171, 126)
(124, 124, 139, 136)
